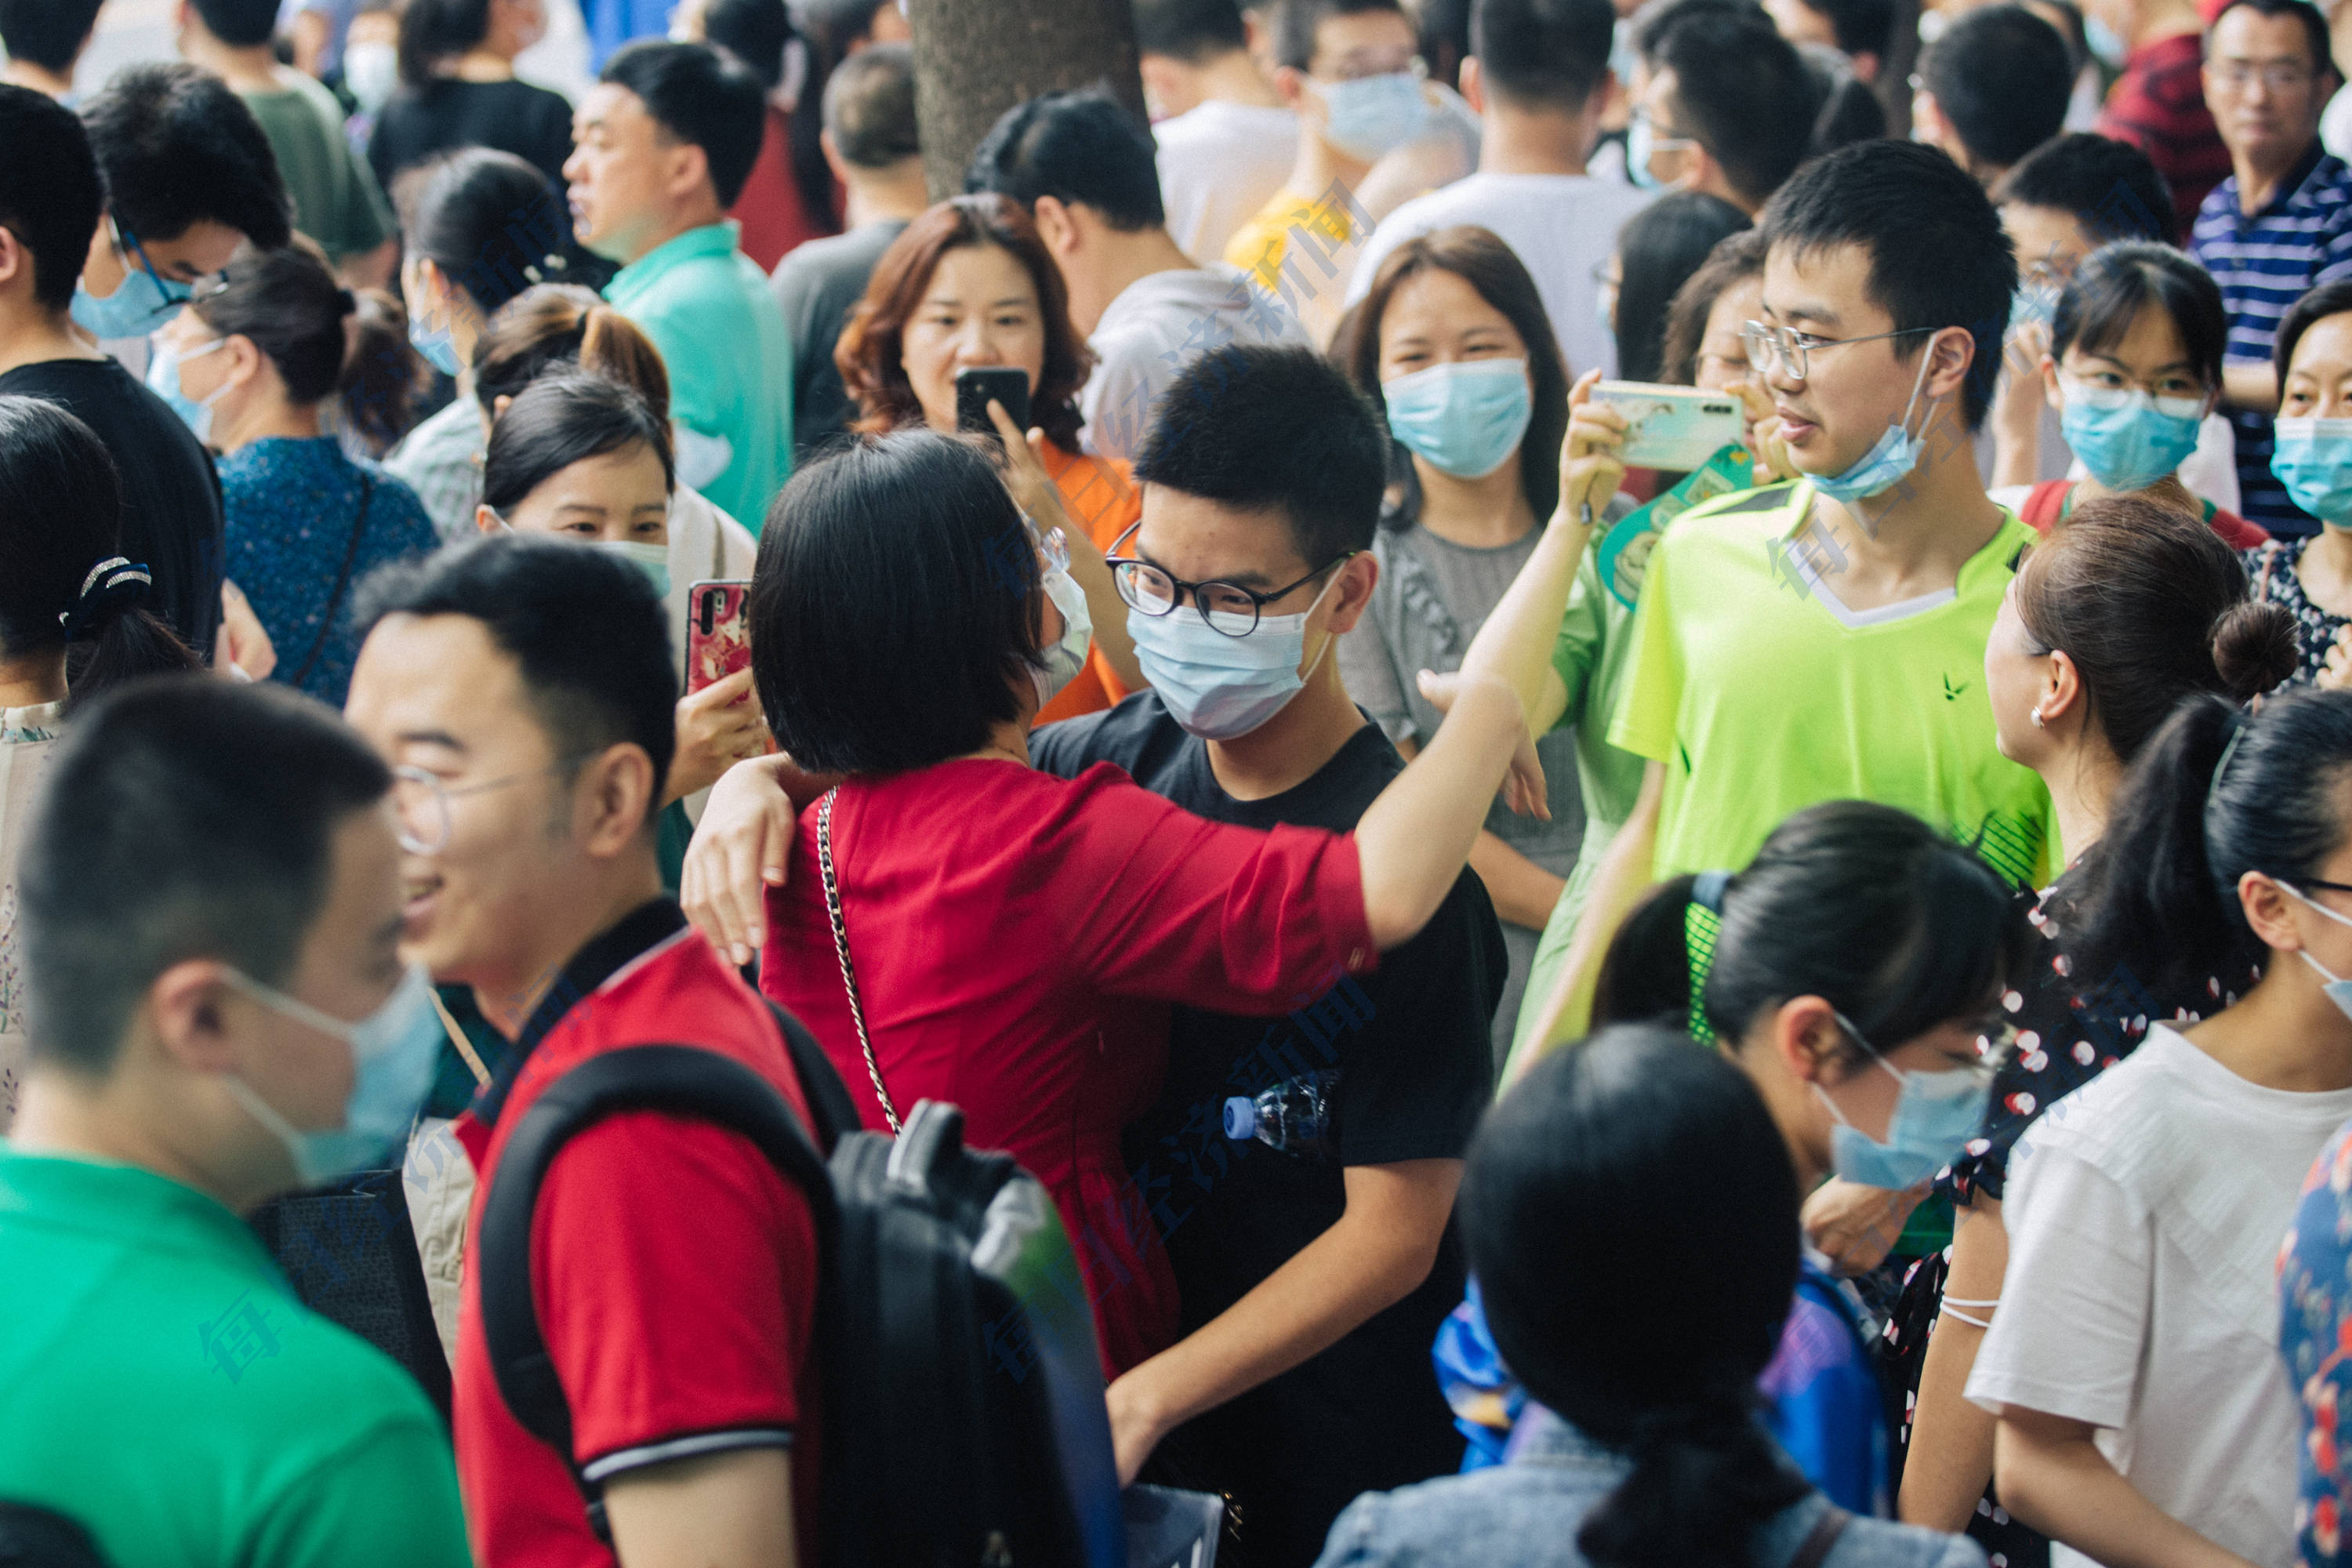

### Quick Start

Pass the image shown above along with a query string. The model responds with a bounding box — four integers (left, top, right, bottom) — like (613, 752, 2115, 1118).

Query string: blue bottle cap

(1222, 1096, 1254, 1139)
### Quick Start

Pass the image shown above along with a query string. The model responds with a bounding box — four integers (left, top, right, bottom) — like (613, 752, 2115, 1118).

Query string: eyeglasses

(1741, 320, 1936, 383)
(2209, 60, 2320, 93)
(392, 757, 589, 855)
(1628, 108, 1700, 149)
(1105, 520, 1350, 637)
(1835, 1008, 2015, 1087)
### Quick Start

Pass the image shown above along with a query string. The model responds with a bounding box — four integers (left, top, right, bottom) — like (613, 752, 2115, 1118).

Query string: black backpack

(476, 1004, 1127, 1567)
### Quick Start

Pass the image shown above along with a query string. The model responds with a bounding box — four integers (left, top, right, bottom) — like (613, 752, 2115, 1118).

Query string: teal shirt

(605, 221, 794, 532)
(0, 1147, 472, 1568)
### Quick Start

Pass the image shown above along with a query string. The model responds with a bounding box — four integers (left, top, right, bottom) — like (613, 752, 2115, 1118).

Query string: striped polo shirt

(2191, 140, 2352, 536)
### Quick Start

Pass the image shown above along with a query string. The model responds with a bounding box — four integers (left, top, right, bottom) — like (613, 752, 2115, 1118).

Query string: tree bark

(907, 0, 1149, 201)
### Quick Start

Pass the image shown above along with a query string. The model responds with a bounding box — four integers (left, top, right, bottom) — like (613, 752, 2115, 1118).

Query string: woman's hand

(1105, 1370, 1173, 1488)
(666, 667, 768, 805)
(1417, 668, 1548, 820)
(1559, 368, 1628, 524)
(2319, 623, 2352, 691)
(216, 579, 276, 681)
(1802, 1177, 1929, 1276)
(679, 753, 801, 967)
(1988, 321, 2052, 489)
(1729, 378, 1803, 485)
(987, 400, 1079, 539)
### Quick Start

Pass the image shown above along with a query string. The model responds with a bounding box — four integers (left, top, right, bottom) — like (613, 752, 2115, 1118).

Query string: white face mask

(2281, 881, 2352, 1022)
(1033, 563, 1092, 708)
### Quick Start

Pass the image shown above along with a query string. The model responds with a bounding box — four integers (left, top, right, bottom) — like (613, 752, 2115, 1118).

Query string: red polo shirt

(2097, 32, 2233, 241)
(452, 901, 822, 1566)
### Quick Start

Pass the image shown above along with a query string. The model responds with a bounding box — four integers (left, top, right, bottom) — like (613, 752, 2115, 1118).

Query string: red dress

(759, 758, 1378, 1375)
(728, 105, 837, 273)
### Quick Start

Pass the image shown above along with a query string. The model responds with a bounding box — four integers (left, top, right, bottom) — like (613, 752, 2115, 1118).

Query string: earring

(2028, 704, 2046, 729)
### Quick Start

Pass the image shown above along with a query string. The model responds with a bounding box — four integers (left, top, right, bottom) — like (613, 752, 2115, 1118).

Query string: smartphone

(955, 366, 1032, 437)
(1591, 381, 1746, 471)
(687, 580, 753, 695)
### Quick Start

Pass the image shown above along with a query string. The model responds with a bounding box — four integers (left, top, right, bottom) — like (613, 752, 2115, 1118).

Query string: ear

(2040, 646, 2085, 727)
(220, 333, 268, 396)
(1919, 324, 1978, 410)
(0, 225, 26, 297)
(1320, 551, 1381, 636)
(2241, 869, 2307, 953)
(1031, 194, 1080, 257)
(1850, 49, 1880, 83)
(575, 742, 660, 858)
(491, 392, 515, 420)
(1459, 55, 1486, 115)
(146, 959, 242, 1076)
(1274, 64, 1312, 112)
(663, 139, 715, 209)
(474, 503, 502, 534)
(1769, 994, 1846, 1086)
(819, 127, 849, 185)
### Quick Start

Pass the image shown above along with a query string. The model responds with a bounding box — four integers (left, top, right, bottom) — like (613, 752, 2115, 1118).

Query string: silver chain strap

(815, 786, 901, 1134)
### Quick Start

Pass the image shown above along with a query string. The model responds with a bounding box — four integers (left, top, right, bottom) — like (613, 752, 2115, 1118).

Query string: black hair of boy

(78, 62, 292, 249)
(962, 86, 1167, 231)
(1469, 0, 1617, 111)
(1992, 131, 2178, 246)
(1921, 4, 2073, 173)
(1653, 10, 1818, 206)
(1135, 0, 1251, 59)
(0, 85, 103, 311)
(0, 0, 106, 73)
(822, 42, 919, 167)
(600, 40, 770, 210)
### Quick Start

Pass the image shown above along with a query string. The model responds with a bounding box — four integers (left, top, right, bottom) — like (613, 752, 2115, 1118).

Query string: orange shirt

(1036, 439, 1143, 725)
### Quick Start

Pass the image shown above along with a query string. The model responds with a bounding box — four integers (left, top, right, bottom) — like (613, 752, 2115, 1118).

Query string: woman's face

(2283, 310, 2352, 419)
(1985, 577, 2054, 767)
(2045, 294, 2212, 416)
(1744, 1003, 2000, 1181)
(1693, 274, 1763, 394)
(1375, 266, 1532, 383)
(481, 442, 670, 544)
(899, 242, 1047, 434)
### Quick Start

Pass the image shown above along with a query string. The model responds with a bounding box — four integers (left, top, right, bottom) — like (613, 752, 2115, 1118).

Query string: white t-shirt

(1156, 100, 1298, 264)
(1967, 1024, 2352, 1568)
(1345, 172, 1654, 383)
(1077, 264, 1313, 460)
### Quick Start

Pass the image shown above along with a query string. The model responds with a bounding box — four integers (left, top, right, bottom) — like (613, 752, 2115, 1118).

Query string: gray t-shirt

(771, 218, 909, 464)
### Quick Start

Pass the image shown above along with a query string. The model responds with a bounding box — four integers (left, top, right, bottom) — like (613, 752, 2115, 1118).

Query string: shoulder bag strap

(292, 472, 377, 691)
(1785, 1504, 1851, 1568)
(815, 786, 902, 1134)
(2256, 539, 2282, 601)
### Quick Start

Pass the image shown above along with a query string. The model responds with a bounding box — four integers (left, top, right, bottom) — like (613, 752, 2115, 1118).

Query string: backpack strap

(765, 996, 859, 1153)
(477, 1044, 840, 1544)
(1786, 1504, 1851, 1568)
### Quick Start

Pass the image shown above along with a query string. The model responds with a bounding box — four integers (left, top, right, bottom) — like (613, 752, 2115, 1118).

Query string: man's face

(1294, 7, 1421, 147)
(343, 613, 583, 1004)
(1756, 240, 1951, 476)
(564, 84, 677, 263)
(79, 214, 243, 307)
(2204, 6, 2335, 169)
(1129, 485, 1352, 688)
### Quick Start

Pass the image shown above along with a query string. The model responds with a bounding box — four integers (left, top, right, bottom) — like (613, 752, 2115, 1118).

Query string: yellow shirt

(1222, 184, 1367, 345)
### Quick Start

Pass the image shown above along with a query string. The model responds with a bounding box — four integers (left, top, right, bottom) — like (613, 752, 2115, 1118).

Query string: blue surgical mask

(2272, 417, 2352, 528)
(2059, 380, 2205, 494)
(1814, 1009, 1993, 1189)
(1812, 350, 1935, 505)
(71, 221, 193, 339)
(2007, 285, 2055, 337)
(1382, 358, 1533, 480)
(1625, 113, 1697, 191)
(2281, 883, 2352, 1023)
(1033, 563, 1093, 708)
(220, 962, 445, 1186)
(146, 335, 232, 445)
(1129, 573, 1341, 739)
(2085, 13, 2129, 67)
(1318, 71, 1428, 164)
(409, 314, 463, 378)
(594, 538, 672, 598)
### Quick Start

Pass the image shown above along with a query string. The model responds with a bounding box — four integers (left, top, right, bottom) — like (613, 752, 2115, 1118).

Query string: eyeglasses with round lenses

(392, 757, 588, 855)
(1105, 520, 1349, 637)
(1741, 320, 1936, 382)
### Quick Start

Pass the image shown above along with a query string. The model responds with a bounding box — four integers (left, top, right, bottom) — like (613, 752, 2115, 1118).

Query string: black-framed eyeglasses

(2289, 877, 2352, 900)
(1105, 519, 1351, 637)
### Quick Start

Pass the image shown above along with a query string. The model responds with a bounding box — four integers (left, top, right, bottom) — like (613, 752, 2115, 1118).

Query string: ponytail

(1576, 1392, 1811, 1568)
(337, 288, 426, 456)
(192, 245, 423, 452)
(474, 285, 674, 424)
(67, 591, 200, 716)
(1592, 873, 1699, 1031)
(579, 306, 672, 425)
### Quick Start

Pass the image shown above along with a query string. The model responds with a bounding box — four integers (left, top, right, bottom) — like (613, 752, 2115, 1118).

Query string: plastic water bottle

(1224, 1070, 1340, 1160)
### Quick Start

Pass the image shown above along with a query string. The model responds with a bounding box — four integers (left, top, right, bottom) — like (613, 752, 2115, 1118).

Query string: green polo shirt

(0, 1146, 470, 1568)
(604, 220, 793, 532)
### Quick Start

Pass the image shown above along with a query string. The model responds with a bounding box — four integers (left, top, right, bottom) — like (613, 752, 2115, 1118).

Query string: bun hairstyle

(190, 242, 423, 452)
(474, 283, 673, 425)
(390, 147, 573, 324)
(1595, 800, 2031, 1056)
(2013, 495, 2298, 764)
(1461, 1024, 1808, 1568)
(0, 397, 198, 713)
(2059, 688, 2352, 998)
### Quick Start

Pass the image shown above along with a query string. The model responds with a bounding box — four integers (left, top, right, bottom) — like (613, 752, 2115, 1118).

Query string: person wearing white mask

(2250, 279, 2352, 684)
(0, 677, 470, 1568)
(1336, 226, 1584, 1070)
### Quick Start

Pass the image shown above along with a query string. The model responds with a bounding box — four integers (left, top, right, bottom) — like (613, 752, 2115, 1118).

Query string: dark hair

(483, 372, 676, 513)
(837, 194, 1092, 450)
(600, 40, 770, 209)
(0, 0, 105, 71)
(1138, 343, 1392, 569)
(22, 677, 390, 1076)
(397, 0, 488, 84)
(963, 86, 1167, 232)
(1468, 0, 1617, 111)
(1337, 227, 1570, 522)
(1595, 800, 2032, 1057)
(1801, 48, 1887, 155)
(2016, 495, 2294, 775)
(1992, 132, 2176, 246)
(0, 86, 101, 313)
(1655, 11, 1818, 208)
(1630, 0, 1759, 64)
(702, 0, 792, 88)
(192, 245, 420, 443)
(1920, 5, 2072, 176)
(798, 0, 895, 55)
(1462, 1024, 1809, 1568)
(822, 42, 919, 168)
(354, 532, 677, 811)
(2061, 688, 2352, 996)
(2209, 0, 2336, 77)
(1789, 0, 1893, 58)
(1135, 0, 1250, 59)
(189, 0, 278, 46)
(1614, 193, 1751, 384)
(2049, 241, 2227, 393)
(0, 398, 198, 712)
(474, 282, 673, 422)
(1272, 0, 1411, 70)
(78, 63, 292, 249)
(2275, 278, 2352, 386)
(1760, 138, 2017, 429)
(1660, 226, 1768, 387)
(793, 0, 898, 235)
(391, 148, 575, 322)
(751, 429, 1040, 774)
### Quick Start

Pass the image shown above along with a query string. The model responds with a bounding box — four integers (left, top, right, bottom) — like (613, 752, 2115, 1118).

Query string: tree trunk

(907, 0, 1148, 201)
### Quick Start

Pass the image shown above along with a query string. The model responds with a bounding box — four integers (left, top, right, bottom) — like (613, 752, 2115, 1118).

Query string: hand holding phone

(1591, 381, 1746, 471)
(687, 580, 754, 695)
(956, 366, 1033, 438)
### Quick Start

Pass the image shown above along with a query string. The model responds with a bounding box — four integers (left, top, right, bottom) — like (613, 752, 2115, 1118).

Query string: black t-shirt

(1032, 691, 1501, 1567)
(368, 78, 575, 193)
(770, 218, 908, 464)
(0, 357, 224, 658)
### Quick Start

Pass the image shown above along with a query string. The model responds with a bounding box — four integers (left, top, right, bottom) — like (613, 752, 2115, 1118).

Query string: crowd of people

(6, 0, 2352, 1564)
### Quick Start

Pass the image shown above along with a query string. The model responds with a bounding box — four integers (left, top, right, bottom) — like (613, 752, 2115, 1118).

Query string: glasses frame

(1832, 1007, 2014, 1087)
(1105, 519, 1351, 638)
(392, 756, 593, 855)
(1742, 320, 1936, 383)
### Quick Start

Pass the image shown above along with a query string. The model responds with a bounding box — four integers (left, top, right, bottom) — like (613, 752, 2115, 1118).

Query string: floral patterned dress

(2246, 537, 2352, 688)
(2280, 1119, 2352, 1567)
(1878, 872, 2261, 1566)
(0, 701, 65, 1132)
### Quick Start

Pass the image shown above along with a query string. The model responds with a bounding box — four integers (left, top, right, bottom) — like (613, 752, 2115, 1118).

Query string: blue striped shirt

(2191, 142, 2352, 535)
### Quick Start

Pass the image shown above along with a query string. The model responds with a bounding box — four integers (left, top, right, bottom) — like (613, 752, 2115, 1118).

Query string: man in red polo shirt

(2092, 0, 2233, 238)
(343, 534, 821, 1568)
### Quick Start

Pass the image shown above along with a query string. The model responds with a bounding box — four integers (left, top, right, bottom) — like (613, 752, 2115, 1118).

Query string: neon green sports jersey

(1608, 477, 2057, 890)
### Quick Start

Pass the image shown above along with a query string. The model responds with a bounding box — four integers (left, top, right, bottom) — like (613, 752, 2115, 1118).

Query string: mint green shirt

(0, 1146, 472, 1568)
(605, 220, 794, 532)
